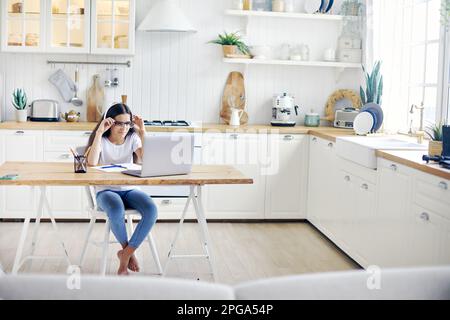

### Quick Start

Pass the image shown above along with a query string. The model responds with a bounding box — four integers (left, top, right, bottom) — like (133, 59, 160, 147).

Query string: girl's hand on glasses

(98, 117, 115, 134)
(132, 115, 145, 135)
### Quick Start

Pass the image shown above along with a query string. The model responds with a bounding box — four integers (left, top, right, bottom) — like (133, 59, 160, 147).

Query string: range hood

(137, 0, 196, 33)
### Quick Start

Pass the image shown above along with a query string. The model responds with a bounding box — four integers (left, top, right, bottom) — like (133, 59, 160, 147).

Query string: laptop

(122, 134, 194, 178)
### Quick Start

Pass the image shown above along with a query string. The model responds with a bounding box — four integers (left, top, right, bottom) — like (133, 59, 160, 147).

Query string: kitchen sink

(336, 136, 427, 169)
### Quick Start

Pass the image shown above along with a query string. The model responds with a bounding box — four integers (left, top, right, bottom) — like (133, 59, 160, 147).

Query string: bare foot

(117, 250, 130, 276)
(128, 254, 140, 272)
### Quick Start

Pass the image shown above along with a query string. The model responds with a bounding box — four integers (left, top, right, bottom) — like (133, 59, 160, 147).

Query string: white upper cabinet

(90, 0, 135, 55)
(1, 0, 135, 54)
(46, 0, 90, 53)
(1, 0, 46, 52)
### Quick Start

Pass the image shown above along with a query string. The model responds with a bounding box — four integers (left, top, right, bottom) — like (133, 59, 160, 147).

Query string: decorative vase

(222, 45, 237, 57)
(428, 140, 443, 156)
(15, 109, 27, 122)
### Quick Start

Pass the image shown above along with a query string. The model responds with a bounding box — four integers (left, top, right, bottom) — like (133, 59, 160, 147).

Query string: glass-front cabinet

(47, 0, 90, 53)
(1, 0, 46, 51)
(91, 0, 135, 55)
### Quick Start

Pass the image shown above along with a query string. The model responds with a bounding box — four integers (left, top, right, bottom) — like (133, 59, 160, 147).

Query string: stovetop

(144, 120, 191, 127)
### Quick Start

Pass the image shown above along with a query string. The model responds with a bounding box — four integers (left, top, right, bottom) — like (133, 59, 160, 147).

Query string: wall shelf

(225, 9, 346, 21)
(223, 58, 361, 69)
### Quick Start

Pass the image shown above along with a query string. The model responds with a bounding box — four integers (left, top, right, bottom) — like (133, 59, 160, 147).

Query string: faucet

(409, 103, 425, 143)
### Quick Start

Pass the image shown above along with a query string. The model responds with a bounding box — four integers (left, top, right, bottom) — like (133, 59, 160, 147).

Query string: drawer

(44, 130, 91, 152)
(414, 172, 450, 219)
(44, 151, 74, 163)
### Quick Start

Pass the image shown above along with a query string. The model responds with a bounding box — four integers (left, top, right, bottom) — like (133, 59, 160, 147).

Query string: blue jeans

(96, 189, 158, 249)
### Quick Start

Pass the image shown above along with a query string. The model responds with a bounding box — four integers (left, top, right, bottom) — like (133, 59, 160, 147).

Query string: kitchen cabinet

(375, 158, 414, 267)
(201, 133, 265, 219)
(0, 130, 43, 218)
(306, 136, 338, 236)
(42, 130, 90, 219)
(264, 134, 308, 219)
(90, 0, 135, 55)
(1, 0, 46, 52)
(46, 0, 90, 53)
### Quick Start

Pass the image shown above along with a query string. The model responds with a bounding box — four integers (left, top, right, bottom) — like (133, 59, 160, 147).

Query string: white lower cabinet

(307, 136, 338, 235)
(265, 134, 308, 219)
(0, 130, 43, 219)
(201, 133, 266, 219)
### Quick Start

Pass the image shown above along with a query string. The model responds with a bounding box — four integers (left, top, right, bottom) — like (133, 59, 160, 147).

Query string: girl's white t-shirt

(95, 132, 142, 194)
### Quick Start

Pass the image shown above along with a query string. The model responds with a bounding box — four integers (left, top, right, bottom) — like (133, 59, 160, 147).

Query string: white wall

(0, 0, 360, 124)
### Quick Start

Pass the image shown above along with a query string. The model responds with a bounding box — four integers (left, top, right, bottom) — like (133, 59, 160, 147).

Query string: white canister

(272, 0, 284, 12)
(338, 49, 362, 63)
(232, 0, 244, 10)
(284, 0, 294, 12)
(323, 48, 336, 61)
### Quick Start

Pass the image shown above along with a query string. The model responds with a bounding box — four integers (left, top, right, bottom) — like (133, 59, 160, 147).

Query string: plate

(364, 109, 377, 133)
(304, 0, 323, 14)
(353, 111, 374, 135)
(324, 0, 334, 12)
(361, 103, 384, 132)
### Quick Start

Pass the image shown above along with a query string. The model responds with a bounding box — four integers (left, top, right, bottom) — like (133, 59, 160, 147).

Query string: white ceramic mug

(323, 48, 336, 61)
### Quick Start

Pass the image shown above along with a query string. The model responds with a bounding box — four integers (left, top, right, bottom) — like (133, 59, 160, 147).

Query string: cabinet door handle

(283, 135, 294, 141)
(328, 142, 334, 148)
(390, 164, 398, 171)
(438, 182, 448, 190)
(229, 133, 238, 140)
(161, 200, 172, 206)
(344, 175, 350, 182)
(15, 131, 25, 135)
(84, 132, 92, 135)
(361, 183, 369, 190)
(312, 137, 317, 142)
(420, 212, 430, 222)
(60, 154, 70, 159)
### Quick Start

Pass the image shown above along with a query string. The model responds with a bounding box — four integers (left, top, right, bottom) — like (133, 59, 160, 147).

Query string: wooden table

(0, 162, 253, 280)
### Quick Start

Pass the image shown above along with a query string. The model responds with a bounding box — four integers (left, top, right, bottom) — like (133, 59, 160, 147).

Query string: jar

(304, 109, 321, 127)
(301, 44, 310, 61)
(272, 0, 284, 12)
(284, 0, 294, 12)
(232, 0, 244, 10)
(243, 0, 252, 10)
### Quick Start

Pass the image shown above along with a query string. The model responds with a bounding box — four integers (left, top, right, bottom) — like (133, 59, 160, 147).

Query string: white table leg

(192, 185, 217, 281)
(163, 186, 193, 276)
(27, 186, 45, 272)
(12, 186, 71, 274)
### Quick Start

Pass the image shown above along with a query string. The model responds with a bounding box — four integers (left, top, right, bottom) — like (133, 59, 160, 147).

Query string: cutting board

(86, 74, 105, 122)
(220, 72, 248, 125)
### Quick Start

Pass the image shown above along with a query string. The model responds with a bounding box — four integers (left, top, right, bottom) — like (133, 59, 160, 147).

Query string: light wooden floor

(0, 221, 359, 284)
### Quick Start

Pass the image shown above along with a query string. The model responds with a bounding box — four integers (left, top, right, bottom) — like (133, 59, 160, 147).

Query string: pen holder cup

(74, 156, 87, 173)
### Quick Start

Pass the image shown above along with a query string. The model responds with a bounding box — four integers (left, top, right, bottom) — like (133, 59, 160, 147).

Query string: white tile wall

(0, 0, 361, 124)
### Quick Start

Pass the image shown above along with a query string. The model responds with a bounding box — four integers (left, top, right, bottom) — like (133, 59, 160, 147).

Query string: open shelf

(223, 58, 361, 69)
(225, 9, 347, 21)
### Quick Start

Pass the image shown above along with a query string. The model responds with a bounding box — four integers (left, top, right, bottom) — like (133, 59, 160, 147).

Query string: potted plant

(441, 0, 450, 28)
(12, 88, 28, 122)
(208, 31, 250, 57)
(360, 60, 383, 106)
(425, 122, 444, 156)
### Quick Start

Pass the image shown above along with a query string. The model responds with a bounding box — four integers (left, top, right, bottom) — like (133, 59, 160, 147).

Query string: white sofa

(1, 267, 449, 300)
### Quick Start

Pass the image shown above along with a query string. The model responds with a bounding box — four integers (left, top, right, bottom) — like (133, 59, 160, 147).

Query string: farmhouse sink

(335, 136, 427, 169)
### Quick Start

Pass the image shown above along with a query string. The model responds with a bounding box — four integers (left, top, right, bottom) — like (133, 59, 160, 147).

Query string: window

(372, 0, 447, 132)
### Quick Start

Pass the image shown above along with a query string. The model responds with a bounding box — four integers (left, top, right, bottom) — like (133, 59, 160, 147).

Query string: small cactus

(12, 88, 27, 110)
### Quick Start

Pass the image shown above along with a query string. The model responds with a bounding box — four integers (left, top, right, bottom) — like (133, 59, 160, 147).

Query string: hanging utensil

(71, 67, 83, 106)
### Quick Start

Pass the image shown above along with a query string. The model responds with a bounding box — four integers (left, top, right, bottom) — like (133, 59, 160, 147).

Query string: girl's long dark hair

(87, 103, 135, 149)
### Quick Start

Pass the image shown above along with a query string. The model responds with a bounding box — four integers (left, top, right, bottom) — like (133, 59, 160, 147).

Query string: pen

(100, 164, 126, 169)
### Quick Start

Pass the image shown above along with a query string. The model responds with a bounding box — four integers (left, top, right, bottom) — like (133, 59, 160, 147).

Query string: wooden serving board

(220, 72, 248, 125)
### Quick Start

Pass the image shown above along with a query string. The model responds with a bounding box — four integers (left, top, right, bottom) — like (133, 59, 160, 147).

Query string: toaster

(30, 99, 60, 122)
(334, 108, 359, 129)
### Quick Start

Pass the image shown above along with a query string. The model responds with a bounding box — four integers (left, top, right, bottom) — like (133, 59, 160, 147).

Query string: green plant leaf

(360, 86, 366, 105)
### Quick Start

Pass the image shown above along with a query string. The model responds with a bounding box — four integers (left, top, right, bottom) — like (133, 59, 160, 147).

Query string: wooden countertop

(0, 121, 354, 140)
(376, 150, 450, 181)
(0, 162, 254, 186)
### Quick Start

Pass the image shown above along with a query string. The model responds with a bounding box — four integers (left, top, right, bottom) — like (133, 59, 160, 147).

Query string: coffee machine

(271, 93, 299, 127)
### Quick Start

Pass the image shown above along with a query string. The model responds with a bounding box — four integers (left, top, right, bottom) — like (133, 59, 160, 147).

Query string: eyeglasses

(113, 121, 134, 128)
